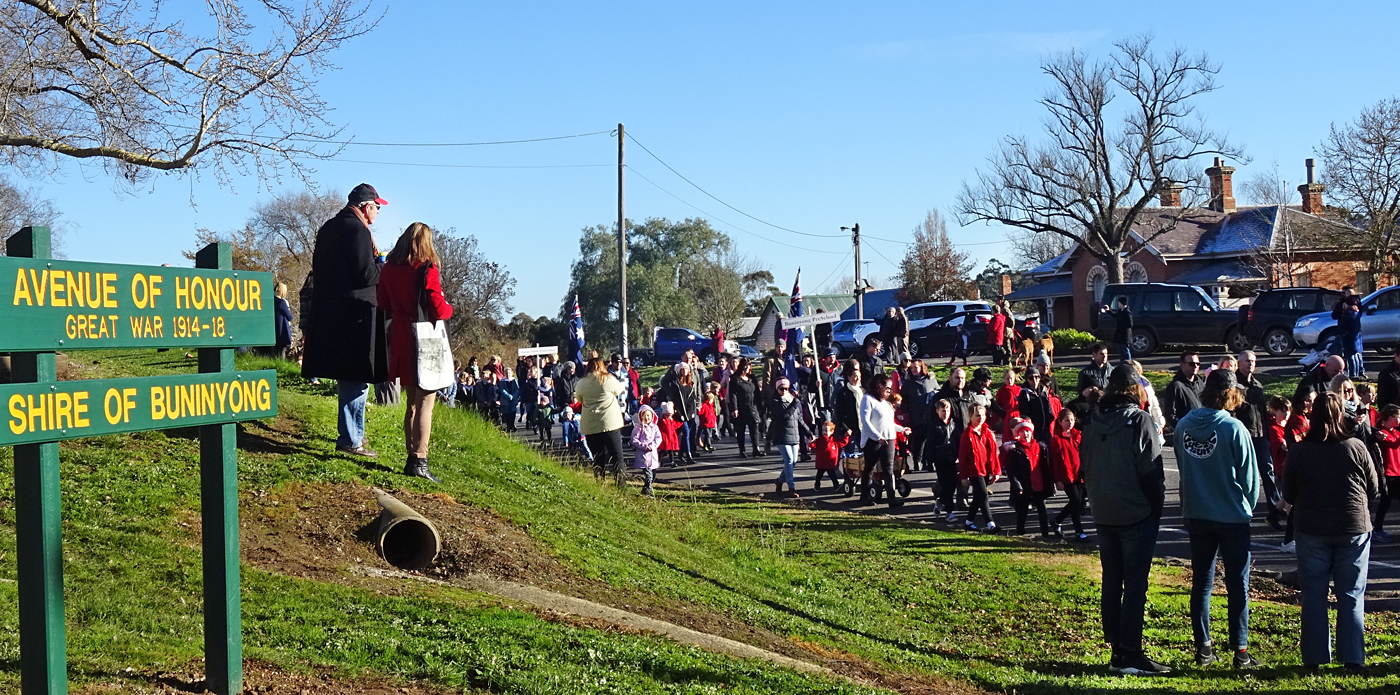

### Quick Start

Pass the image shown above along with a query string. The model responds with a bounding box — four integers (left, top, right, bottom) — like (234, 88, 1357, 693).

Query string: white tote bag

(413, 264, 455, 391)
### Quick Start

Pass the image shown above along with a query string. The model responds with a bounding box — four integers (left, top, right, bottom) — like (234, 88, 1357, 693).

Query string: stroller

(840, 451, 912, 500)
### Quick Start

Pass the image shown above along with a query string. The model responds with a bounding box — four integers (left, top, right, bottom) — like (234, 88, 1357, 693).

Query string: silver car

(1293, 285, 1400, 350)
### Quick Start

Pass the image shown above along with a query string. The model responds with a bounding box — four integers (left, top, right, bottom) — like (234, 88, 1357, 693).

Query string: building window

(1356, 270, 1376, 295)
(1125, 261, 1148, 283)
(1086, 265, 1108, 304)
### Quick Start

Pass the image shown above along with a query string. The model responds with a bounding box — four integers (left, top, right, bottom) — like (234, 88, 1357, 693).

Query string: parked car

(1237, 287, 1342, 356)
(904, 300, 995, 332)
(831, 319, 875, 357)
(909, 311, 994, 358)
(736, 344, 762, 361)
(1091, 282, 1246, 356)
(651, 327, 738, 366)
(1293, 284, 1400, 353)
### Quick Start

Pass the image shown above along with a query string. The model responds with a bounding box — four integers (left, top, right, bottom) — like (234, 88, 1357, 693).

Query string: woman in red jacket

(377, 222, 454, 482)
(1047, 408, 1088, 541)
(958, 402, 1001, 532)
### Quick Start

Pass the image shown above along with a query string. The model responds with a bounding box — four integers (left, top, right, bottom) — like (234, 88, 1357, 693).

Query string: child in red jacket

(1047, 408, 1087, 540)
(810, 420, 849, 491)
(892, 393, 912, 466)
(1003, 418, 1051, 537)
(698, 392, 719, 453)
(958, 403, 1001, 532)
(1372, 404, 1400, 543)
(657, 401, 682, 467)
(994, 368, 1022, 437)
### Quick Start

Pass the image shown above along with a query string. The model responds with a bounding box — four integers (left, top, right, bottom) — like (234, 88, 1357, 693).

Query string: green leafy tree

(564, 217, 767, 351)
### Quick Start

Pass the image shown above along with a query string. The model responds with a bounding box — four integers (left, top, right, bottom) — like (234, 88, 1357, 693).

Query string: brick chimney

(1298, 158, 1325, 214)
(1206, 157, 1236, 213)
(1000, 274, 1012, 297)
(1158, 183, 1185, 207)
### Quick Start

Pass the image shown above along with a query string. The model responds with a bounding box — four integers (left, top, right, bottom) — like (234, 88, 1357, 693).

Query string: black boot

(406, 455, 441, 483)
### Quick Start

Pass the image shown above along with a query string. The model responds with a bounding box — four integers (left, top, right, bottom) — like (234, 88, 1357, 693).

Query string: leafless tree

(434, 228, 516, 349)
(246, 187, 342, 306)
(0, 173, 62, 253)
(686, 249, 767, 336)
(1239, 163, 1309, 288)
(0, 0, 378, 185)
(1318, 97, 1400, 279)
(896, 209, 976, 302)
(1007, 227, 1072, 269)
(957, 35, 1241, 283)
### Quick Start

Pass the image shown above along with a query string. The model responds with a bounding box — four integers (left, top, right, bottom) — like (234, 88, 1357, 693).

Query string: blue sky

(26, 1, 1400, 320)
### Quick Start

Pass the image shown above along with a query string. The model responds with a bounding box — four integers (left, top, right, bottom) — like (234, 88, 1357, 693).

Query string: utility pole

(617, 123, 628, 359)
(852, 223, 863, 319)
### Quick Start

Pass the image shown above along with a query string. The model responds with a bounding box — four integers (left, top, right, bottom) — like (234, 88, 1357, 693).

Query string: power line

(324, 158, 613, 169)
(864, 240, 901, 269)
(294, 129, 614, 147)
(813, 249, 853, 293)
(625, 165, 845, 255)
(624, 132, 846, 239)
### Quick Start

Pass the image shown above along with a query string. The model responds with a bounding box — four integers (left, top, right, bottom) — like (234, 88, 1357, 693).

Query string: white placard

(780, 313, 839, 330)
(517, 346, 560, 357)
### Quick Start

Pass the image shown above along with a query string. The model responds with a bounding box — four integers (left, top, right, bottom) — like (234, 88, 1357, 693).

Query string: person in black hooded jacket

(1081, 363, 1170, 676)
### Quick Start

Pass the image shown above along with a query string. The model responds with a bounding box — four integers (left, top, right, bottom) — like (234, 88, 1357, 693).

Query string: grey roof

(1028, 250, 1073, 277)
(839, 288, 903, 321)
(735, 316, 761, 337)
(1168, 259, 1267, 286)
(764, 293, 856, 317)
(1004, 276, 1073, 301)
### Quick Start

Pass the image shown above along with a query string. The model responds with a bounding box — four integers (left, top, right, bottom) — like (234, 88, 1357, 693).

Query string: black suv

(1092, 283, 1247, 356)
(1236, 287, 1343, 356)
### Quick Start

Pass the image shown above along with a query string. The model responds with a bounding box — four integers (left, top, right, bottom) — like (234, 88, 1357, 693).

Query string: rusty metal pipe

(370, 487, 441, 570)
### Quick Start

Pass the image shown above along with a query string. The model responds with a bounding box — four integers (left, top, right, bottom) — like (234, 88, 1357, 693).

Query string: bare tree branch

(0, 0, 379, 185)
(1319, 97, 1400, 279)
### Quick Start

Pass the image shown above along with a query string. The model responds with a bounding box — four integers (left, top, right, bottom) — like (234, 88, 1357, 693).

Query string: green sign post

(6, 228, 276, 695)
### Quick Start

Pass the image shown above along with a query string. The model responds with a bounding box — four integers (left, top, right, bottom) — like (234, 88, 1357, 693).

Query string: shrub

(1048, 328, 1098, 351)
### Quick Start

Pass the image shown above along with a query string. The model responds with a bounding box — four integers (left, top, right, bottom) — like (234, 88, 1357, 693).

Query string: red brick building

(1006, 159, 1370, 330)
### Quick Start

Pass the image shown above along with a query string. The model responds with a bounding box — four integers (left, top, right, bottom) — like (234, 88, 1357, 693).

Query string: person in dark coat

(302, 183, 389, 458)
(1295, 355, 1346, 405)
(834, 360, 864, 451)
(268, 281, 294, 359)
(1234, 351, 1282, 529)
(1077, 344, 1112, 396)
(1378, 346, 1400, 411)
(768, 378, 813, 496)
(727, 358, 763, 458)
(901, 360, 939, 471)
(1110, 296, 1134, 364)
(1162, 350, 1204, 432)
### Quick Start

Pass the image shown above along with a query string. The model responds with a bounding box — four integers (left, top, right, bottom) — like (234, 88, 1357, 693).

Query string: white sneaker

(985, 522, 999, 533)
(1280, 541, 1296, 553)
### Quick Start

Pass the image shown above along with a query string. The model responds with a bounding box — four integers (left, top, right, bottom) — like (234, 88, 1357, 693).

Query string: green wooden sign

(0, 370, 277, 447)
(7, 229, 266, 695)
(0, 256, 274, 351)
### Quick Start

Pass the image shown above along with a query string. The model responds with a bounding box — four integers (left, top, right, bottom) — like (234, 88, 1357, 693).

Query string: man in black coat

(1077, 344, 1112, 397)
(1234, 351, 1282, 529)
(302, 183, 389, 457)
(1161, 350, 1203, 432)
(1295, 354, 1346, 405)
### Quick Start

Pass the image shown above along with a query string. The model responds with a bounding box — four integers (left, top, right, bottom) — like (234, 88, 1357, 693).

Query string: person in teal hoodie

(1173, 367, 1262, 670)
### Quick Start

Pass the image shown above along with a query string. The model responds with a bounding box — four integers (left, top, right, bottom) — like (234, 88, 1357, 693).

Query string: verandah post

(8, 226, 69, 695)
(195, 242, 242, 695)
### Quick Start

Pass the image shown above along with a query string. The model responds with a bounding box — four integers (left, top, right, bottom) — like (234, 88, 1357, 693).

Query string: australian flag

(568, 295, 585, 367)
(785, 269, 802, 379)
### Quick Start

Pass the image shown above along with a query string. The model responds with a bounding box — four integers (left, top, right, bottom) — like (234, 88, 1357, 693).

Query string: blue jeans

(677, 422, 692, 458)
(1118, 343, 1132, 364)
(778, 444, 799, 490)
(1186, 518, 1252, 650)
(1097, 514, 1160, 653)
(336, 381, 370, 449)
(1348, 352, 1365, 379)
(1296, 531, 1370, 666)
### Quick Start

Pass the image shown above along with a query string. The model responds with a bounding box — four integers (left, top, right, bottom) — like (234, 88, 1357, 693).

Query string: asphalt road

(638, 349, 1400, 605)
